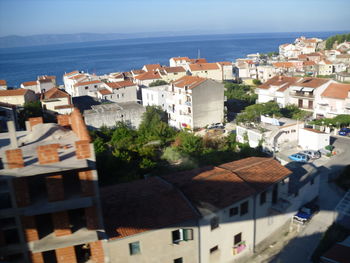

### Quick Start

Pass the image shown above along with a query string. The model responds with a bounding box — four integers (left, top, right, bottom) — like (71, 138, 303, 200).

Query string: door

(298, 99, 303, 108)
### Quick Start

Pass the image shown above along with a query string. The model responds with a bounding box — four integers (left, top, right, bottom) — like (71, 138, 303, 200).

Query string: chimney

(7, 121, 18, 148)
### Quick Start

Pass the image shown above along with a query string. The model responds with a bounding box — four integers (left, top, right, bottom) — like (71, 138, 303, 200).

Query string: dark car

(293, 203, 320, 224)
(338, 127, 350, 136)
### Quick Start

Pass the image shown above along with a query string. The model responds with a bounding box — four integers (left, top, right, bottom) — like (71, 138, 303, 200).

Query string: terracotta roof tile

(322, 83, 350, 99)
(54, 105, 74, 109)
(172, 75, 207, 89)
(189, 63, 220, 71)
(22, 81, 38, 86)
(131, 69, 146, 75)
(73, 80, 101, 87)
(190, 58, 208, 64)
(98, 88, 113, 95)
(0, 80, 7, 86)
(64, 70, 79, 77)
(172, 57, 190, 62)
(162, 66, 186, 73)
(69, 74, 87, 80)
(258, 76, 301, 90)
(42, 88, 70, 100)
(100, 177, 199, 239)
(303, 128, 325, 134)
(134, 71, 161, 81)
(294, 77, 330, 88)
(0, 89, 32, 97)
(105, 80, 136, 89)
(273, 62, 295, 68)
(143, 64, 161, 71)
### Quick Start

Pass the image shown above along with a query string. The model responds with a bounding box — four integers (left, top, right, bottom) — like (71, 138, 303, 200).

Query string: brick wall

(75, 140, 91, 159)
(55, 246, 77, 263)
(85, 206, 99, 230)
(57, 114, 70, 127)
(78, 170, 94, 196)
(5, 148, 24, 169)
(12, 177, 31, 207)
(29, 252, 44, 263)
(90, 240, 105, 263)
(21, 216, 39, 242)
(45, 174, 65, 202)
(70, 108, 91, 142)
(29, 117, 43, 130)
(52, 211, 71, 237)
(37, 143, 60, 164)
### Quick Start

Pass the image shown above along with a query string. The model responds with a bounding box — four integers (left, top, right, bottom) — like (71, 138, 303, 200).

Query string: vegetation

(325, 33, 350, 50)
(18, 101, 43, 129)
(149, 80, 168, 87)
(316, 75, 335, 79)
(310, 114, 350, 127)
(236, 102, 311, 123)
(91, 105, 266, 185)
(267, 51, 279, 57)
(311, 223, 350, 262)
(224, 83, 258, 105)
(252, 79, 262, 85)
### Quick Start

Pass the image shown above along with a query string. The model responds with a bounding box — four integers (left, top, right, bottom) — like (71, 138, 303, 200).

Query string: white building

(103, 80, 138, 103)
(141, 85, 168, 109)
(40, 87, 73, 114)
(157, 66, 187, 82)
(188, 63, 223, 81)
(166, 76, 224, 130)
(257, 65, 278, 83)
(71, 80, 104, 97)
(0, 89, 37, 106)
(298, 128, 330, 150)
(133, 71, 162, 86)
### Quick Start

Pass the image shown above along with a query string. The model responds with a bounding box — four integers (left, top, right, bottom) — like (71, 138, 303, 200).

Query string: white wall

(298, 128, 330, 150)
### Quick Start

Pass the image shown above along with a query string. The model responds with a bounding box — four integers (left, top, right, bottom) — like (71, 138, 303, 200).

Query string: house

(0, 102, 18, 132)
(157, 66, 187, 82)
(167, 76, 224, 130)
(169, 57, 191, 67)
(142, 64, 161, 72)
(63, 70, 96, 96)
(216, 62, 234, 80)
(188, 63, 222, 81)
(37, 75, 56, 92)
(317, 60, 334, 76)
(235, 59, 258, 80)
(130, 69, 146, 78)
(256, 75, 301, 107)
(257, 65, 277, 83)
(315, 83, 350, 118)
(0, 80, 7, 90)
(100, 176, 200, 263)
(21, 81, 39, 93)
(0, 89, 37, 106)
(103, 80, 138, 103)
(289, 77, 333, 111)
(141, 85, 168, 110)
(303, 61, 317, 76)
(272, 62, 298, 75)
(71, 80, 104, 97)
(83, 102, 146, 129)
(40, 87, 73, 114)
(335, 54, 350, 63)
(133, 71, 161, 86)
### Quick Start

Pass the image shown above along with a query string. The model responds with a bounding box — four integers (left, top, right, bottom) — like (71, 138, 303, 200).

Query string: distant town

(0, 33, 350, 263)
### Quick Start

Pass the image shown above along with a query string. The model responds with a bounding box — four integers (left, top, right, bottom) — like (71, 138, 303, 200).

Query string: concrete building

(40, 88, 73, 115)
(257, 65, 277, 83)
(216, 62, 234, 81)
(0, 110, 106, 263)
(0, 102, 18, 132)
(157, 66, 187, 82)
(71, 80, 104, 98)
(83, 102, 146, 129)
(298, 128, 330, 150)
(21, 76, 56, 94)
(103, 81, 138, 103)
(167, 76, 224, 130)
(317, 60, 334, 76)
(100, 176, 200, 263)
(315, 83, 350, 118)
(21, 81, 40, 93)
(188, 63, 222, 81)
(141, 85, 167, 110)
(133, 71, 162, 87)
(0, 89, 37, 106)
(0, 80, 8, 90)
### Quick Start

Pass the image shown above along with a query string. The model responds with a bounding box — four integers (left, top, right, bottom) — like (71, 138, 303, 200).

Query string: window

(122, 93, 124, 97)
(85, 86, 88, 90)
(172, 229, 193, 243)
(174, 258, 183, 263)
(240, 201, 248, 216)
(229, 207, 238, 217)
(210, 245, 218, 254)
(210, 216, 219, 230)
(129, 241, 140, 255)
(234, 233, 242, 246)
(260, 191, 267, 205)
(94, 85, 98, 88)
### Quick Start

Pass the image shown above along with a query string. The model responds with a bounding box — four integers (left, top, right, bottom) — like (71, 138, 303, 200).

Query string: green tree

(174, 131, 203, 156)
(280, 105, 311, 120)
(18, 101, 43, 129)
(236, 101, 281, 123)
(225, 83, 257, 104)
(149, 80, 168, 87)
(252, 79, 262, 85)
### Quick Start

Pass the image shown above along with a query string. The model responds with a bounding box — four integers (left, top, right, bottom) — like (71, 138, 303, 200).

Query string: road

(268, 135, 350, 263)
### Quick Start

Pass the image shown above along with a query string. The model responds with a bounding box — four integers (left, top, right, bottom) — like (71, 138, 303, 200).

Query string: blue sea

(0, 31, 344, 87)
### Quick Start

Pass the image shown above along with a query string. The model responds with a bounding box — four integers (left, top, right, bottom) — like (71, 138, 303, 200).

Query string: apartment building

(167, 76, 224, 130)
(0, 110, 106, 263)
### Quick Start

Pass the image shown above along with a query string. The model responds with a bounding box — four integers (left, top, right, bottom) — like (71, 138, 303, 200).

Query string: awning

(291, 86, 303, 91)
(302, 87, 314, 92)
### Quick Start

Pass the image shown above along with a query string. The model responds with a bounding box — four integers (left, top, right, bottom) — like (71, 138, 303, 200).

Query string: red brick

(78, 170, 94, 196)
(70, 108, 91, 141)
(30, 252, 44, 263)
(29, 117, 43, 130)
(12, 177, 31, 207)
(5, 148, 24, 169)
(55, 246, 77, 263)
(21, 216, 39, 242)
(85, 206, 99, 230)
(90, 240, 105, 263)
(52, 211, 71, 237)
(45, 174, 65, 202)
(37, 144, 60, 164)
(57, 114, 70, 127)
(75, 140, 91, 159)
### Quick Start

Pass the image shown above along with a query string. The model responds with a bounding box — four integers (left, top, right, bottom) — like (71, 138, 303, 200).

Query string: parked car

(338, 127, 350, 136)
(293, 203, 320, 224)
(299, 150, 321, 159)
(288, 153, 309, 163)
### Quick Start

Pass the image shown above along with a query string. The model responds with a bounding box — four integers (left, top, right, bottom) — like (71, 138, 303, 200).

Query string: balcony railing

(289, 91, 314, 98)
(233, 241, 246, 255)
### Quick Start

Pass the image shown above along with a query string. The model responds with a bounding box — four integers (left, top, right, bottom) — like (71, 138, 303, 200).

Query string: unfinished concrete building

(0, 110, 106, 263)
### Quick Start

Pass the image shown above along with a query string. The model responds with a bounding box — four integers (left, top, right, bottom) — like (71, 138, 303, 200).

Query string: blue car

(288, 153, 309, 163)
(293, 203, 320, 224)
(338, 128, 350, 136)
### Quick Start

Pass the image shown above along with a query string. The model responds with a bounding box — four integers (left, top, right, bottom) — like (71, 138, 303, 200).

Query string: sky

(0, 0, 349, 37)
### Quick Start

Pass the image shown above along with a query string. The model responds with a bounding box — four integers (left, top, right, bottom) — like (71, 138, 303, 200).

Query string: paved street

(258, 136, 350, 263)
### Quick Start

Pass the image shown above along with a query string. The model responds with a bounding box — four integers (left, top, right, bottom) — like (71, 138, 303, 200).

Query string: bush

(252, 79, 262, 85)
(149, 80, 168, 87)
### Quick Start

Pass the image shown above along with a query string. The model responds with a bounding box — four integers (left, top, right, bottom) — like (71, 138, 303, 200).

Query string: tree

(252, 79, 262, 85)
(280, 105, 311, 120)
(224, 83, 257, 104)
(236, 101, 281, 123)
(174, 131, 203, 156)
(149, 80, 168, 87)
(18, 101, 43, 129)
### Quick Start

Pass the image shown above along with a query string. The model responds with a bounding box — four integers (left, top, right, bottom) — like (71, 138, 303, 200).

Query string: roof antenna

(197, 49, 200, 59)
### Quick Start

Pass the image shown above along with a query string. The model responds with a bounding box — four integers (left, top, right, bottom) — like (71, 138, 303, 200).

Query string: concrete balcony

(289, 91, 314, 99)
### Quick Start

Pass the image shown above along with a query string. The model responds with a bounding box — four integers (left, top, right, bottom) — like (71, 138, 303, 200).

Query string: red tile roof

(98, 89, 113, 95)
(172, 56, 190, 62)
(294, 77, 330, 88)
(303, 128, 325, 134)
(134, 71, 161, 81)
(22, 81, 38, 86)
(105, 80, 136, 89)
(258, 76, 301, 91)
(303, 61, 316, 66)
(0, 80, 7, 86)
(189, 63, 220, 71)
(0, 89, 32, 97)
(217, 61, 232, 66)
(273, 62, 295, 68)
(64, 70, 79, 77)
(100, 177, 199, 239)
(322, 83, 350, 100)
(131, 69, 146, 75)
(190, 58, 208, 64)
(143, 64, 161, 71)
(41, 88, 70, 100)
(172, 75, 207, 89)
(73, 80, 101, 87)
(162, 66, 186, 73)
(54, 105, 74, 109)
(69, 74, 87, 80)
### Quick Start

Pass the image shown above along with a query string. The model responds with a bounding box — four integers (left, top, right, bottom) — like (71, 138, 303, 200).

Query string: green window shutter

(183, 229, 193, 241)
